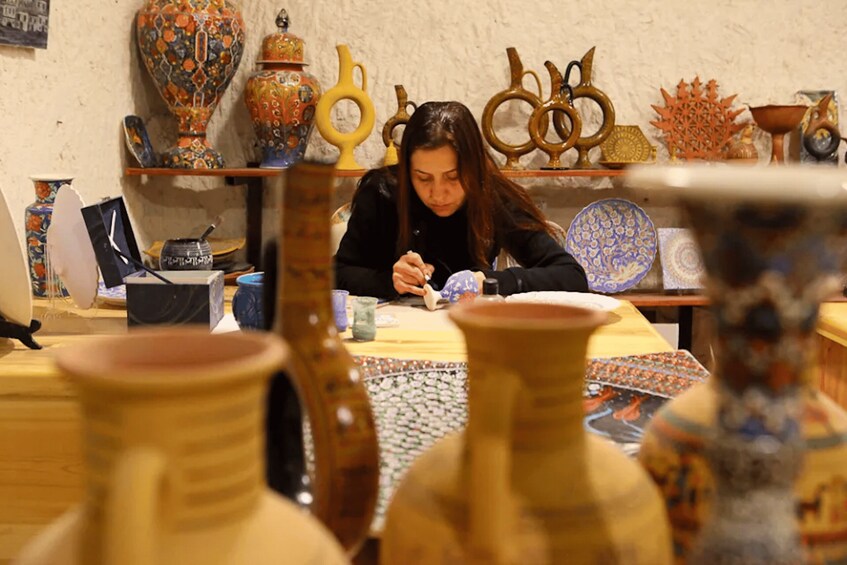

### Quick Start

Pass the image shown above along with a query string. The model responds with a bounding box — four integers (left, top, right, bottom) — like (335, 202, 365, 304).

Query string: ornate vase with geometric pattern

(630, 165, 847, 565)
(244, 9, 321, 169)
(136, 0, 245, 169)
(26, 175, 72, 297)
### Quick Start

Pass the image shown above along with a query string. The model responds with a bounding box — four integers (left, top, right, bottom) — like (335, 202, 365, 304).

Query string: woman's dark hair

(395, 101, 551, 267)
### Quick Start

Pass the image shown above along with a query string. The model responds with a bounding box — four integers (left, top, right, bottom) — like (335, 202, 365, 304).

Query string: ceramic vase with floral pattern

(244, 9, 321, 169)
(629, 165, 847, 564)
(26, 175, 71, 297)
(136, 0, 245, 169)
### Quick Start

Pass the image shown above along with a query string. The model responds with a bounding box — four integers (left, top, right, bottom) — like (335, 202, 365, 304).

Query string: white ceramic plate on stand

(47, 185, 99, 309)
(0, 187, 32, 326)
(506, 291, 622, 312)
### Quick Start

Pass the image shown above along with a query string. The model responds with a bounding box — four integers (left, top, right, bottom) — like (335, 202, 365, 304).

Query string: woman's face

(409, 145, 466, 217)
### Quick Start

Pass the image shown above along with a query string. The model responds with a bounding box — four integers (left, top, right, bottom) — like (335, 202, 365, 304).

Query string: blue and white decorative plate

(97, 281, 127, 306)
(565, 198, 657, 293)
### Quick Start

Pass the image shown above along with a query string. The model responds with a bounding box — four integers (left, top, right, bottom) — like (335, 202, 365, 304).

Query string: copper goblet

(749, 105, 808, 165)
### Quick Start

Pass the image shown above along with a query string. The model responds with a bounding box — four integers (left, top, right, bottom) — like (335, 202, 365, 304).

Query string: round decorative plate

(599, 125, 655, 163)
(657, 228, 705, 290)
(565, 198, 657, 293)
(506, 291, 622, 312)
(47, 186, 99, 309)
(0, 187, 32, 326)
(97, 281, 127, 306)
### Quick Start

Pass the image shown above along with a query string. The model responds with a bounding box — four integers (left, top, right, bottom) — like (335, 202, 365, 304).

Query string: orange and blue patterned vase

(244, 9, 321, 169)
(25, 176, 71, 297)
(632, 167, 847, 564)
(135, 0, 245, 169)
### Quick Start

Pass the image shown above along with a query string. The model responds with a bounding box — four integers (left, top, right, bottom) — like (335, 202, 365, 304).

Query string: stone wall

(0, 0, 844, 287)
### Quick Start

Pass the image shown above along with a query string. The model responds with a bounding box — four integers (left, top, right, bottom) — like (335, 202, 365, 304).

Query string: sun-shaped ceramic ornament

(650, 77, 747, 161)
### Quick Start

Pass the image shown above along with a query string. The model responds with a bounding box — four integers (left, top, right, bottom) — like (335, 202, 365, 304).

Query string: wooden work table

(0, 294, 670, 563)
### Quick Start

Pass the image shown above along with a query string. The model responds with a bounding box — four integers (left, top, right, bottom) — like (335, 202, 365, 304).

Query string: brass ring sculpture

(482, 47, 548, 170)
(552, 47, 616, 169)
(529, 61, 582, 169)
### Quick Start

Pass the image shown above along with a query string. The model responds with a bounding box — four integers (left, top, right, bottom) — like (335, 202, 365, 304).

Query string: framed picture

(0, 0, 49, 49)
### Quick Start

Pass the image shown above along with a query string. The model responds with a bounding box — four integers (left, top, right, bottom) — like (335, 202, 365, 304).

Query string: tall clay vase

(26, 175, 72, 297)
(315, 45, 375, 170)
(629, 165, 847, 564)
(271, 161, 379, 554)
(244, 9, 321, 169)
(528, 61, 582, 170)
(381, 302, 673, 564)
(14, 329, 348, 565)
(136, 0, 245, 169)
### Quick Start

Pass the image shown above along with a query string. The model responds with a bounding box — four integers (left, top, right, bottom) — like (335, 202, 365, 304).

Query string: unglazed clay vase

(15, 329, 348, 565)
(136, 0, 245, 169)
(528, 61, 581, 170)
(269, 161, 379, 554)
(315, 45, 375, 170)
(552, 47, 616, 169)
(749, 104, 808, 165)
(381, 84, 416, 166)
(481, 47, 546, 170)
(244, 9, 321, 169)
(26, 175, 72, 297)
(628, 165, 847, 565)
(381, 301, 673, 564)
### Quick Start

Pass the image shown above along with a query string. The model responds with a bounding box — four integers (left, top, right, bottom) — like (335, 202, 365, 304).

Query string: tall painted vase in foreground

(267, 161, 379, 555)
(14, 330, 348, 565)
(629, 165, 847, 564)
(244, 9, 321, 168)
(136, 0, 245, 168)
(381, 301, 673, 564)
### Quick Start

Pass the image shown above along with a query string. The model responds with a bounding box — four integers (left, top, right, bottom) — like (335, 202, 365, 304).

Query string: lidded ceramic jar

(244, 9, 321, 169)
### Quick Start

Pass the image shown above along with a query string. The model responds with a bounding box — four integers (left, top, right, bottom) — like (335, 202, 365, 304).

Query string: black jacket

(333, 167, 588, 298)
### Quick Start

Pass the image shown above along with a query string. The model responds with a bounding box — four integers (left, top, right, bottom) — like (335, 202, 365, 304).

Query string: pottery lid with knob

(257, 8, 308, 65)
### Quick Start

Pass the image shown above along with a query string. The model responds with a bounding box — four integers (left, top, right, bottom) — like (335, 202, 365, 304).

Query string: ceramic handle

(522, 69, 543, 99)
(468, 366, 520, 565)
(104, 447, 166, 565)
(353, 62, 367, 92)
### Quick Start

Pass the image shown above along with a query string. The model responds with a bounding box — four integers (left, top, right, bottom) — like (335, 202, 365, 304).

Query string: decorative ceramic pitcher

(26, 175, 72, 297)
(136, 0, 245, 169)
(528, 61, 581, 170)
(264, 161, 379, 555)
(481, 47, 545, 170)
(629, 165, 847, 564)
(315, 45, 375, 170)
(381, 301, 673, 564)
(15, 329, 348, 565)
(244, 9, 321, 169)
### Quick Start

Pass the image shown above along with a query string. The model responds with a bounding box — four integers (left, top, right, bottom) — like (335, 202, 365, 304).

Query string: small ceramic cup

(331, 289, 350, 332)
(232, 272, 264, 330)
(351, 296, 378, 341)
(159, 238, 213, 271)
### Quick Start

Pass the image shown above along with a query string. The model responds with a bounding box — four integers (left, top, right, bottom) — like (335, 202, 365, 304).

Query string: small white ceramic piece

(423, 284, 441, 311)
(47, 186, 99, 309)
(0, 187, 32, 326)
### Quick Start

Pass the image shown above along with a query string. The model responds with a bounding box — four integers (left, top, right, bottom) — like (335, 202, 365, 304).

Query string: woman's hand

(392, 251, 434, 296)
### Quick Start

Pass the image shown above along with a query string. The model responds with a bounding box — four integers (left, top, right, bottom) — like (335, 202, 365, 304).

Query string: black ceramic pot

(159, 238, 213, 271)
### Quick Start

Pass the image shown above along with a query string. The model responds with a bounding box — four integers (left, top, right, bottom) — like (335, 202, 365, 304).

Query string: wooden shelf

(125, 167, 624, 179)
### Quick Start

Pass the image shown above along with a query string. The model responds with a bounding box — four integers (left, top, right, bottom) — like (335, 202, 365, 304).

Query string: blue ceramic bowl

(232, 272, 264, 330)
